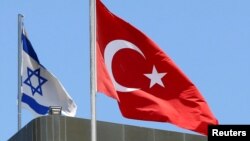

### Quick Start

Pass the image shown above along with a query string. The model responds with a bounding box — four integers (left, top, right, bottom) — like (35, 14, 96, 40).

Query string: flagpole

(17, 14, 23, 131)
(90, 0, 97, 141)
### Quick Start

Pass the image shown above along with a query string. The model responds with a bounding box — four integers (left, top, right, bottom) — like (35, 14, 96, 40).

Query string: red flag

(96, 0, 218, 135)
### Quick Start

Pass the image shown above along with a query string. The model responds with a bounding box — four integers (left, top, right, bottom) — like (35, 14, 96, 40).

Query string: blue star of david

(23, 67, 47, 96)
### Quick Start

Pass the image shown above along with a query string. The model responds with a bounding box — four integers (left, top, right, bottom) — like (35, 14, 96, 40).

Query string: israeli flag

(21, 29, 77, 117)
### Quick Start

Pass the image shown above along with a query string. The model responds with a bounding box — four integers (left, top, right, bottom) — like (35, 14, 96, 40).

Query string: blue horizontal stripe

(22, 33, 40, 63)
(21, 93, 49, 115)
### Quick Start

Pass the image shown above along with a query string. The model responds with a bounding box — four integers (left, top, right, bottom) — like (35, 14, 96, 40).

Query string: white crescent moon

(104, 39, 145, 92)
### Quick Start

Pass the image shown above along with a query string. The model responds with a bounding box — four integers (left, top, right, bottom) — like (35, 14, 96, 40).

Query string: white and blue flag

(21, 29, 77, 117)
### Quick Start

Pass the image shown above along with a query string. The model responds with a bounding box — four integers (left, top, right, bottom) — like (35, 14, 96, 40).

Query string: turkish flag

(96, 0, 218, 135)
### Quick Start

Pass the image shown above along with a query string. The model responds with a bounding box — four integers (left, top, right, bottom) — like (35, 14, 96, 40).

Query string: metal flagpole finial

(18, 14, 24, 18)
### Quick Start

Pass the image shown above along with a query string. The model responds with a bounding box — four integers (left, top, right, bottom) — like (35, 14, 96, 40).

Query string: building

(9, 116, 207, 141)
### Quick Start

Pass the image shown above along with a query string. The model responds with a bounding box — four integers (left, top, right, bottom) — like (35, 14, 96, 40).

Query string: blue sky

(1, 0, 250, 140)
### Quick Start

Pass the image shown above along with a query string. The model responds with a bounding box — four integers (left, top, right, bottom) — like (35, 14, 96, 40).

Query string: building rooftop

(9, 115, 207, 141)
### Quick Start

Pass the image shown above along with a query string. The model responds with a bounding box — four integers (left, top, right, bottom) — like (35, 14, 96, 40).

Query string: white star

(144, 66, 167, 88)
